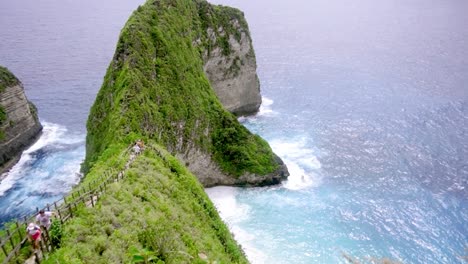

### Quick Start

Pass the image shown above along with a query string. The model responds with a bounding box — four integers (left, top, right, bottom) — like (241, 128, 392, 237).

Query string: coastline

(0, 127, 42, 181)
(0, 155, 20, 180)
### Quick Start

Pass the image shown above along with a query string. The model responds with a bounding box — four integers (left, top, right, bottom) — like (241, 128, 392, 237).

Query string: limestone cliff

(198, 3, 262, 116)
(0, 66, 42, 173)
(84, 0, 288, 187)
(44, 1, 287, 262)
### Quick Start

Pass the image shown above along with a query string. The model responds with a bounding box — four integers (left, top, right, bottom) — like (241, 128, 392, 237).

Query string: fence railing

(0, 145, 137, 264)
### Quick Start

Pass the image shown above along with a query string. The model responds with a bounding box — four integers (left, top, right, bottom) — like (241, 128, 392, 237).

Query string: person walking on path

(136, 139, 145, 150)
(26, 223, 41, 251)
(132, 140, 145, 155)
(36, 209, 53, 230)
(132, 143, 141, 155)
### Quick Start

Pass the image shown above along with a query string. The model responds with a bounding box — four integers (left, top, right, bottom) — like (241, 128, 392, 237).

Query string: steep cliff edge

(198, 3, 261, 116)
(45, 145, 249, 263)
(44, 1, 287, 262)
(0, 66, 42, 174)
(84, 0, 288, 187)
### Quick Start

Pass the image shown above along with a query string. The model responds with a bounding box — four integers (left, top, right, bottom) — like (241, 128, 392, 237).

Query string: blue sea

(1, 0, 467, 263)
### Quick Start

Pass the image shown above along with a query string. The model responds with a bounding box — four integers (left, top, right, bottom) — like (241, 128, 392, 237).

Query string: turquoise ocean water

(1, 0, 467, 262)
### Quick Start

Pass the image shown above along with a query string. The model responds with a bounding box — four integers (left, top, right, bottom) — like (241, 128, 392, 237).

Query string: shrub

(0, 66, 19, 92)
(49, 220, 63, 248)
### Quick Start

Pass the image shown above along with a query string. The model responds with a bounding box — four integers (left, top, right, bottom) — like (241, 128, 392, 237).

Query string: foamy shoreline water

(0, 122, 84, 224)
(206, 186, 268, 264)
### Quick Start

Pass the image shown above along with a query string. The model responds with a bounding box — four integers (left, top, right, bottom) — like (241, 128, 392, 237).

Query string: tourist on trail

(26, 223, 41, 251)
(136, 139, 145, 150)
(133, 142, 141, 155)
(36, 209, 53, 230)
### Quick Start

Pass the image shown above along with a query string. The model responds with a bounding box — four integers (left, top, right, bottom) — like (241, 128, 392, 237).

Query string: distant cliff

(0, 66, 42, 173)
(198, 2, 262, 116)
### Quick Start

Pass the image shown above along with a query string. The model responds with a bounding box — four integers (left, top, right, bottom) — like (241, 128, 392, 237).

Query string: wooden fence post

(72, 200, 78, 215)
(90, 195, 95, 207)
(34, 250, 41, 264)
(14, 222, 23, 244)
(5, 229, 18, 259)
(54, 202, 63, 225)
(1, 244, 8, 260)
(73, 199, 78, 212)
(43, 228, 51, 252)
(38, 231, 46, 254)
(68, 204, 73, 218)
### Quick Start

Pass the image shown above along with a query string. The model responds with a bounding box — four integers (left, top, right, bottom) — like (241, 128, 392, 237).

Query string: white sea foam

(0, 121, 84, 197)
(206, 137, 324, 262)
(269, 138, 322, 190)
(206, 186, 268, 264)
(238, 97, 276, 124)
(258, 97, 275, 116)
(27, 121, 67, 152)
(205, 186, 250, 223)
(232, 227, 268, 264)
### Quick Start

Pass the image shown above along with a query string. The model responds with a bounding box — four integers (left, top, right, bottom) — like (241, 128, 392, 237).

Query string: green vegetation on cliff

(45, 145, 247, 263)
(46, 0, 283, 262)
(0, 66, 19, 93)
(195, 1, 250, 56)
(84, 0, 278, 178)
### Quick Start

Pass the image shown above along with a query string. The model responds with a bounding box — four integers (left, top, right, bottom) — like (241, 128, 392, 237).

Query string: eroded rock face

(85, 1, 289, 187)
(177, 146, 288, 187)
(202, 15, 262, 116)
(0, 66, 42, 173)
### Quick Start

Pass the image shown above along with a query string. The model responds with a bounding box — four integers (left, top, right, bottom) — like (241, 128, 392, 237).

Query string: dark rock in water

(178, 148, 289, 187)
(0, 66, 42, 175)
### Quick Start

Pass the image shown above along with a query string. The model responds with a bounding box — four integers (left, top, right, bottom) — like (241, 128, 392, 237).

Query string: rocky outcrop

(177, 149, 288, 187)
(201, 17, 262, 116)
(85, 0, 288, 187)
(0, 66, 42, 173)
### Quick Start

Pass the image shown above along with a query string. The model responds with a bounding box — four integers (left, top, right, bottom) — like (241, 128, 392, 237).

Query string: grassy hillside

(45, 0, 284, 262)
(44, 144, 248, 263)
(84, 0, 279, 178)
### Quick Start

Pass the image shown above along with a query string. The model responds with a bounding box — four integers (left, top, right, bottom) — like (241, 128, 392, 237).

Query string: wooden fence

(0, 158, 130, 264)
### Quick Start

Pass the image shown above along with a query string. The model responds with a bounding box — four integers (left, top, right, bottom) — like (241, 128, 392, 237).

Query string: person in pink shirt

(26, 223, 41, 251)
